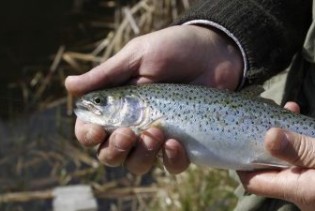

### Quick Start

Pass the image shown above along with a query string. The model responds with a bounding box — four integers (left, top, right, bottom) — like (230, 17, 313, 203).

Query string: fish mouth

(76, 99, 103, 116)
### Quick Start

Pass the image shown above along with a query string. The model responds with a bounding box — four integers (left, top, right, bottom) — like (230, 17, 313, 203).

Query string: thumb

(65, 40, 143, 96)
(265, 128, 315, 168)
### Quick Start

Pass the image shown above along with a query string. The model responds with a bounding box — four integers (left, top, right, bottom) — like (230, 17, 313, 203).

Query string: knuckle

(97, 143, 124, 167)
(289, 135, 303, 165)
(110, 129, 137, 151)
(293, 135, 315, 167)
(121, 38, 144, 72)
(125, 36, 144, 51)
(98, 150, 121, 167)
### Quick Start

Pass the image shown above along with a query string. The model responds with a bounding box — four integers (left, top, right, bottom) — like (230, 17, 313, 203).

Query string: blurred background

(0, 0, 237, 210)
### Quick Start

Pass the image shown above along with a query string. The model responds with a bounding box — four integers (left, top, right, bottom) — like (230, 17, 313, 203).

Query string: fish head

(74, 89, 146, 132)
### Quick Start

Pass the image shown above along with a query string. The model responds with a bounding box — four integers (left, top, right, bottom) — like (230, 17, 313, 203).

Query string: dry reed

(1, 0, 237, 210)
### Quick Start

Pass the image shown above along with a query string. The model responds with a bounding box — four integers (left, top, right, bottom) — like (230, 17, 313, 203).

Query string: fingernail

(141, 134, 155, 151)
(165, 141, 177, 159)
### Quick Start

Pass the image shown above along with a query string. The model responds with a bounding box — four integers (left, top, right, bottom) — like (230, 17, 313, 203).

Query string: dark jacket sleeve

(175, 0, 312, 84)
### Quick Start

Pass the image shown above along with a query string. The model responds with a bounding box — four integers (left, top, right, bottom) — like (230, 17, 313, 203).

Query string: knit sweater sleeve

(175, 0, 312, 84)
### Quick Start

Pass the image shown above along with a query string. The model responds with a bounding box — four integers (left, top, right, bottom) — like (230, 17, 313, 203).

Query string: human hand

(65, 25, 243, 175)
(66, 25, 243, 95)
(238, 102, 315, 211)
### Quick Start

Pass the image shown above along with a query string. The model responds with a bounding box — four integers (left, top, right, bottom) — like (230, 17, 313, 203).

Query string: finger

(75, 119, 107, 147)
(238, 168, 315, 208)
(97, 128, 137, 167)
(65, 40, 143, 96)
(238, 170, 284, 199)
(265, 128, 315, 168)
(163, 139, 190, 174)
(238, 169, 292, 200)
(284, 101, 300, 113)
(125, 127, 165, 175)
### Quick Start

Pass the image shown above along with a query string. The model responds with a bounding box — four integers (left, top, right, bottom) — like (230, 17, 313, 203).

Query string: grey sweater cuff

(176, 0, 311, 84)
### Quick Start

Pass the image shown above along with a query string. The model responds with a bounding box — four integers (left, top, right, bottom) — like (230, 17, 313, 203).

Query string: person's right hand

(65, 25, 243, 175)
(238, 102, 315, 210)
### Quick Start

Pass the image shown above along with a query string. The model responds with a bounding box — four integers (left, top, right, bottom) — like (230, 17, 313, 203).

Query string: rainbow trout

(75, 84, 315, 170)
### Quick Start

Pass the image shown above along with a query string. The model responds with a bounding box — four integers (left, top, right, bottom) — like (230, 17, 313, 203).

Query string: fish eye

(93, 97, 103, 105)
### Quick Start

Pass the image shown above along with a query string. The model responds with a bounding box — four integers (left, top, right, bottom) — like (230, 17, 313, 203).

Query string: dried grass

(1, 0, 238, 210)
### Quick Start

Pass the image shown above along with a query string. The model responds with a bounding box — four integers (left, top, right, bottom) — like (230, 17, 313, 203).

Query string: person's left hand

(238, 102, 315, 211)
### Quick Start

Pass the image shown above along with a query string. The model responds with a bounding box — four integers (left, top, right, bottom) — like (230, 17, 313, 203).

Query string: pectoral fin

(132, 116, 165, 135)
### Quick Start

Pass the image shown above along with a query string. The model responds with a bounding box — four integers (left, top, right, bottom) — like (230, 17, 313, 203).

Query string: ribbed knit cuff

(175, 0, 311, 84)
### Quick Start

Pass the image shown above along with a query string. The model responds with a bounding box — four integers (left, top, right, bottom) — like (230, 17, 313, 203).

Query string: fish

(74, 83, 315, 170)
